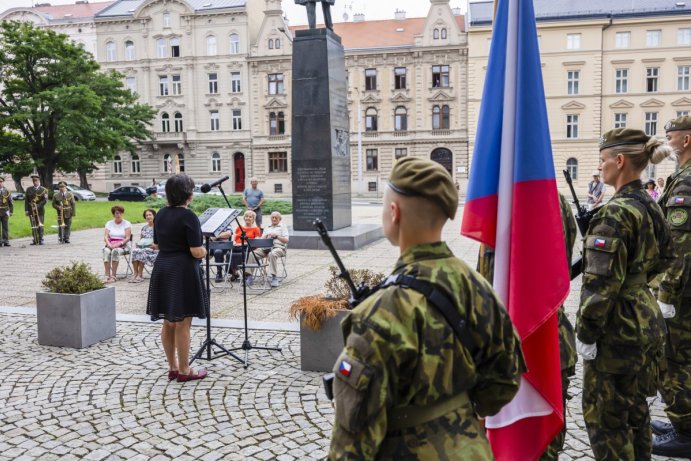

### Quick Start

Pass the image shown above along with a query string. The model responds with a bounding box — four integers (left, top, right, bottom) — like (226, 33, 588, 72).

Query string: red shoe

(177, 368, 207, 382)
(168, 370, 179, 380)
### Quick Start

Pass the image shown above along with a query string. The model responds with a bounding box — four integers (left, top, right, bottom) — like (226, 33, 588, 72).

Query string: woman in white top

(103, 205, 132, 283)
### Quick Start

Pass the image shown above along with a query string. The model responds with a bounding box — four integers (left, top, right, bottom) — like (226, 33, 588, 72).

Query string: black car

(107, 186, 148, 201)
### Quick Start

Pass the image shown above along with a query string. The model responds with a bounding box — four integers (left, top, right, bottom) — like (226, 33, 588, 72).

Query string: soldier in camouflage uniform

(650, 115, 691, 457)
(0, 177, 13, 246)
(328, 157, 526, 460)
(576, 128, 676, 460)
(476, 192, 577, 461)
(24, 175, 48, 245)
(52, 181, 76, 244)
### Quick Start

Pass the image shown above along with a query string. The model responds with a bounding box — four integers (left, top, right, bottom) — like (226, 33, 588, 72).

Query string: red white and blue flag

(461, 0, 570, 459)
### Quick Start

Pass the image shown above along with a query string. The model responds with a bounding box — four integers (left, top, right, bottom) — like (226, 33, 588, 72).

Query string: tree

(0, 130, 33, 192)
(0, 21, 155, 188)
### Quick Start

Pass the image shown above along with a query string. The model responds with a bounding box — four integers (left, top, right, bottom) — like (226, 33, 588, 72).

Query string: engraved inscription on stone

(295, 166, 328, 194)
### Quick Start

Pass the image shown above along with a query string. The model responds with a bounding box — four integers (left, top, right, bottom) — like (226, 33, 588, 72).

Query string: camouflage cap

(664, 115, 691, 133)
(388, 157, 458, 220)
(599, 128, 649, 151)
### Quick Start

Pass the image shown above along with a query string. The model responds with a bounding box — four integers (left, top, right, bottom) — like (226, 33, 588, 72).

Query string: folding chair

(278, 252, 288, 280)
(207, 240, 235, 293)
(118, 246, 133, 279)
(241, 238, 274, 291)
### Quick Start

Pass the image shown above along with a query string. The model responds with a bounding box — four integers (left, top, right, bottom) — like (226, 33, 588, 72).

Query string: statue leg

(306, 2, 316, 29)
(322, 2, 333, 30)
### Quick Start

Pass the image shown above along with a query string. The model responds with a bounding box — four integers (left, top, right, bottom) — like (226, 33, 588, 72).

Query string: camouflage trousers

(539, 368, 573, 461)
(582, 361, 651, 461)
(660, 316, 691, 435)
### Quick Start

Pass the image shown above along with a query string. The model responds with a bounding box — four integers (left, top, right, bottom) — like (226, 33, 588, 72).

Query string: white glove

(657, 300, 676, 319)
(6, 212, 9, 217)
(576, 339, 597, 361)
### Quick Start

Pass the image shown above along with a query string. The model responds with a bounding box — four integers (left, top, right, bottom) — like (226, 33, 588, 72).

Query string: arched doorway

(234, 152, 245, 192)
(431, 148, 453, 176)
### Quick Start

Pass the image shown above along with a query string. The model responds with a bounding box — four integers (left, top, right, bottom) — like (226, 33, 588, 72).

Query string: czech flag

(461, 0, 570, 460)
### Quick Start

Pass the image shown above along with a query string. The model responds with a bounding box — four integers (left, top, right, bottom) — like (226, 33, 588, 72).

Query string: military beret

(665, 115, 691, 132)
(388, 157, 458, 220)
(30, 174, 40, 179)
(599, 128, 649, 151)
(58, 181, 67, 187)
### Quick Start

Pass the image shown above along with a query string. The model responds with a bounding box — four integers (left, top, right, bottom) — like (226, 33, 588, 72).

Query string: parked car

(107, 186, 148, 202)
(10, 192, 25, 200)
(52, 183, 96, 201)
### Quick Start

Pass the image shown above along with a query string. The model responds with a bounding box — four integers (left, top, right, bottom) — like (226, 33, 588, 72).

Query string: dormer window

(441, 28, 447, 39)
(433, 28, 439, 39)
(268, 38, 274, 49)
(275, 38, 281, 49)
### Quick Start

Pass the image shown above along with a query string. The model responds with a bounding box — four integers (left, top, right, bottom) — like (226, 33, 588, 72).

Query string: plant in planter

(37, 261, 116, 348)
(289, 266, 385, 372)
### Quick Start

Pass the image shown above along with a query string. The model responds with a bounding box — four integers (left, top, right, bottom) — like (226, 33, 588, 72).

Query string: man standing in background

(586, 171, 604, 211)
(243, 177, 265, 229)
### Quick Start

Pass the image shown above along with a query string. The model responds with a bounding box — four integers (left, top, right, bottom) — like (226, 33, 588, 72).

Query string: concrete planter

(36, 287, 116, 349)
(300, 309, 348, 372)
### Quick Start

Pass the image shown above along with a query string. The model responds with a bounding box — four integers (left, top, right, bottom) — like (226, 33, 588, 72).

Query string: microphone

(200, 176, 229, 193)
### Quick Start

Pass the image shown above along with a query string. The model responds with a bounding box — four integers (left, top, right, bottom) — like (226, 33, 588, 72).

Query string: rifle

(563, 169, 595, 279)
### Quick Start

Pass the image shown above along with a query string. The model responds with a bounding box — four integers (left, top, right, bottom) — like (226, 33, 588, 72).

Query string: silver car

(52, 183, 96, 201)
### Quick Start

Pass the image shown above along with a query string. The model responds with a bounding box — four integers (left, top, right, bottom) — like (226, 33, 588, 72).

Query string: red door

(234, 153, 245, 192)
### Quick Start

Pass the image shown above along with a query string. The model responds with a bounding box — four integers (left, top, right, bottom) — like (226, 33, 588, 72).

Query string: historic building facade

(467, 0, 691, 195)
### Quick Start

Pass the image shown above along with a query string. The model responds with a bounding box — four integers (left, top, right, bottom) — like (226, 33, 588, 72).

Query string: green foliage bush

(147, 194, 293, 216)
(324, 266, 386, 299)
(42, 262, 105, 294)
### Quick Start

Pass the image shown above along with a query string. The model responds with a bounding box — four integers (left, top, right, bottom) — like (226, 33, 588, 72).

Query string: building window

(161, 112, 170, 132)
(268, 73, 284, 95)
(646, 30, 661, 47)
(433, 28, 439, 40)
(366, 149, 378, 171)
(231, 72, 241, 93)
(678, 110, 690, 117)
(211, 152, 221, 172)
(163, 12, 171, 27)
(171, 74, 181, 95)
(365, 107, 377, 131)
(645, 112, 658, 136)
(441, 28, 447, 39)
(113, 155, 122, 174)
(210, 111, 220, 131)
(567, 70, 579, 95)
(268, 152, 288, 173)
(268, 38, 274, 49)
(178, 154, 185, 172)
(432, 65, 450, 87)
(566, 158, 578, 180)
(678, 28, 691, 45)
(566, 114, 579, 139)
(615, 32, 630, 48)
(365, 68, 377, 91)
(124, 40, 135, 60)
(106, 41, 116, 61)
(232, 109, 242, 130)
(432, 105, 450, 129)
(125, 76, 136, 93)
(394, 67, 406, 90)
(230, 33, 240, 54)
(159, 76, 169, 96)
(269, 111, 285, 135)
(646, 67, 659, 93)
(157, 38, 166, 58)
(131, 154, 140, 174)
(566, 33, 581, 50)
(678, 66, 690, 91)
(208, 73, 218, 94)
(274, 183, 283, 193)
(394, 148, 407, 159)
(645, 164, 656, 180)
(174, 112, 183, 132)
(207, 35, 217, 56)
(368, 181, 377, 192)
(614, 113, 627, 128)
(170, 37, 180, 57)
(275, 38, 281, 49)
(394, 106, 407, 131)
(615, 68, 628, 94)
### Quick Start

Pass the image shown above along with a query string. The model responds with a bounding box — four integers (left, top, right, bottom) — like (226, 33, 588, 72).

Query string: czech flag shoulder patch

(675, 197, 685, 205)
(339, 360, 352, 377)
(594, 238, 606, 248)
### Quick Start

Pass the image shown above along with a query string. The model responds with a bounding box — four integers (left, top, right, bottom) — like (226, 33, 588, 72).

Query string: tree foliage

(0, 21, 155, 187)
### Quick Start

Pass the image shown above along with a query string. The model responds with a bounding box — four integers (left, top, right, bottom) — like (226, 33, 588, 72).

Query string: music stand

(190, 207, 244, 366)
(211, 184, 283, 368)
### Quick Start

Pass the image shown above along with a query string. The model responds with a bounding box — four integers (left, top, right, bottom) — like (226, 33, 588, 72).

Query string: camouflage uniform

(656, 157, 691, 438)
(477, 193, 577, 461)
(329, 242, 525, 460)
(52, 187, 76, 243)
(577, 180, 673, 460)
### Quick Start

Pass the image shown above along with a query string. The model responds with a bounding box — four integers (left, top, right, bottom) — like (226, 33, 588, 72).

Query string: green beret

(665, 115, 691, 132)
(388, 157, 458, 220)
(58, 181, 67, 187)
(599, 128, 649, 151)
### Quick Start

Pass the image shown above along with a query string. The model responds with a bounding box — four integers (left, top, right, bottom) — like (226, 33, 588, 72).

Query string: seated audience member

(646, 179, 660, 200)
(248, 211, 288, 288)
(103, 205, 132, 283)
(211, 210, 261, 282)
(130, 208, 158, 283)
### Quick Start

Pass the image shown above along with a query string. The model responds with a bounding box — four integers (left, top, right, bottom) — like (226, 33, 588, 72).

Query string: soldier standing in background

(25, 175, 48, 245)
(328, 157, 525, 460)
(0, 177, 13, 246)
(576, 128, 675, 460)
(52, 181, 76, 244)
(650, 115, 691, 457)
(476, 192, 577, 461)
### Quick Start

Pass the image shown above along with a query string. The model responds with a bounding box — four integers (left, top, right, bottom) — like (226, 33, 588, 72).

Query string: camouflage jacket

(329, 242, 525, 460)
(577, 180, 671, 374)
(476, 193, 577, 374)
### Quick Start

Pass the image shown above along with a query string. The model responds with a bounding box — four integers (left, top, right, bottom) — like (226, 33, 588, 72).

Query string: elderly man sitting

(248, 211, 289, 287)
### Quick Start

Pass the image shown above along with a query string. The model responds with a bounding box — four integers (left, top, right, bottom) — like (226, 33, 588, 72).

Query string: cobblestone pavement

(0, 204, 682, 460)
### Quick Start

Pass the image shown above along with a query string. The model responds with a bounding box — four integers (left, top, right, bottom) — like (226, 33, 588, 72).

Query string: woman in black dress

(147, 174, 208, 382)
